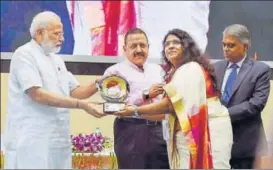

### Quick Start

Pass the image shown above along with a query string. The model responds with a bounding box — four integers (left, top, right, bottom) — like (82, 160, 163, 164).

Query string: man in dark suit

(214, 24, 271, 169)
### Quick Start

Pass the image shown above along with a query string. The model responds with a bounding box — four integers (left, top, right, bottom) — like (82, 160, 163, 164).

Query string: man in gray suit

(214, 24, 271, 169)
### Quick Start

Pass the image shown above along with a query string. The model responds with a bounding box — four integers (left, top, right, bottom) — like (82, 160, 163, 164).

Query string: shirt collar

(30, 39, 51, 56)
(124, 58, 147, 72)
(227, 55, 247, 69)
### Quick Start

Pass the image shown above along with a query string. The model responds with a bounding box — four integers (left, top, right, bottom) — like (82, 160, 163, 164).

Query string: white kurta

(4, 39, 79, 169)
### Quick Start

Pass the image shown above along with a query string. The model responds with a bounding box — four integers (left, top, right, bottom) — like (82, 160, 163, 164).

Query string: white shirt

(221, 56, 247, 94)
(104, 59, 165, 106)
(104, 60, 169, 139)
(4, 39, 79, 150)
(103, 59, 165, 120)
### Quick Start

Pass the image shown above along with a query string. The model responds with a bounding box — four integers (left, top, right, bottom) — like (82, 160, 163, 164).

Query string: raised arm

(70, 75, 102, 99)
(115, 97, 174, 117)
(26, 87, 103, 118)
(12, 52, 103, 118)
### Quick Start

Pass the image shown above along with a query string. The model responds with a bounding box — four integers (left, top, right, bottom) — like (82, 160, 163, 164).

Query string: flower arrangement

(71, 129, 116, 169)
(71, 129, 113, 153)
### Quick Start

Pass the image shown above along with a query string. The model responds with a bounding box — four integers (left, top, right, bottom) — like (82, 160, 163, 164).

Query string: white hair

(223, 24, 251, 47)
(29, 11, 61, 38)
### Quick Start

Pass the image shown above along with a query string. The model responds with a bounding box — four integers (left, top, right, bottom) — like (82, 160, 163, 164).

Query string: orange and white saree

(163, 62, 233, 169)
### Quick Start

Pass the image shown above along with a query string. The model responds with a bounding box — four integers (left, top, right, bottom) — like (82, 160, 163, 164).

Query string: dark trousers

(230, 157, 255, 169)
(114, 117, 170, 169)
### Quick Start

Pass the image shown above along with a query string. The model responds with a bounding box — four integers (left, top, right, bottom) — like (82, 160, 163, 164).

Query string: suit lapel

(217, 60, 228, 90)
(231, 57, 253, 97)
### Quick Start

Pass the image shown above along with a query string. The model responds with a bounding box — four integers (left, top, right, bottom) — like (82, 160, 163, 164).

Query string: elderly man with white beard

(3, 11, 104, 169)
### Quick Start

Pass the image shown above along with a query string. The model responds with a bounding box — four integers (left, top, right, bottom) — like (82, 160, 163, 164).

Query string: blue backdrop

(1, 1, 74, 54)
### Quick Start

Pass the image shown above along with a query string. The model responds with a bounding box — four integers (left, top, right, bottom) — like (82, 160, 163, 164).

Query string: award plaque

(96, 75, 130, 114)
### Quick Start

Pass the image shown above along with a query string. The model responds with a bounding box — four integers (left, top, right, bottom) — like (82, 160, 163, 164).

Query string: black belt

(118, 117, 161, 126)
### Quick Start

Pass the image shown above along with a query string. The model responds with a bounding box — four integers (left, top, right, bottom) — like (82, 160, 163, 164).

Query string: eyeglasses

(43, 28, 64, 38)
(222, 43, 236, 48)
(164, 40, 181, 47)
(52, 32, 64, 38)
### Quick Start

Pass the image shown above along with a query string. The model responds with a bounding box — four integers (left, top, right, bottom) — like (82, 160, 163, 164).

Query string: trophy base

(103, 102, 126, 114)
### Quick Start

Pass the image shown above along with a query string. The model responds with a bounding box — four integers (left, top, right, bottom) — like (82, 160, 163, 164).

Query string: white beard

(40, 33, 61, 54)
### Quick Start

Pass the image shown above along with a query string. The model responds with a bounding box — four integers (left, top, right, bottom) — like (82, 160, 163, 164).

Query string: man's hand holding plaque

(96, 75, 130, 114)
(78, 100, 105, 118)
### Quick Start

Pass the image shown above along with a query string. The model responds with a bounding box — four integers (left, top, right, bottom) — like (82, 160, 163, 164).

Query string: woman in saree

(114, 29, 233, 169)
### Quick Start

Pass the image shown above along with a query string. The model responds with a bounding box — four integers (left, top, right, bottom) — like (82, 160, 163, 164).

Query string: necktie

(221, 64, 239, 105)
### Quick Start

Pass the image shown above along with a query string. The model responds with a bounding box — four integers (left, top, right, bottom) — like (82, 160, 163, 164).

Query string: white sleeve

(103, 65, 119, 77)
(12, 51, 43, 92)
(67, 71, 80, 91)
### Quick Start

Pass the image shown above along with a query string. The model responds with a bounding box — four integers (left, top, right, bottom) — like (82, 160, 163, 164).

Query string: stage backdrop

(0, 1, 210, 57)
(1, 1, 273, 61)
(207, 1, 273, 61)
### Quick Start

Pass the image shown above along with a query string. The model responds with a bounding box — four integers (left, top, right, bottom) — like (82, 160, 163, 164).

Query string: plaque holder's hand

(78, 100, 105, 118)
(149, 83, 165, 98)
(114, 105, 135, 117)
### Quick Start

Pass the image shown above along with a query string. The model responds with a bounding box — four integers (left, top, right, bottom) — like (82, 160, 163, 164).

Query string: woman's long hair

(161, 28, 220, 96)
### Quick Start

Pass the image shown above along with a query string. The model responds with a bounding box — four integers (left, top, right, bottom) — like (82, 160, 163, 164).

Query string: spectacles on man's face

(222, 42, 236, 49)
(164, 40, 181, 48)
(43, 28, 64, 38)
(52, 31, 64, 38)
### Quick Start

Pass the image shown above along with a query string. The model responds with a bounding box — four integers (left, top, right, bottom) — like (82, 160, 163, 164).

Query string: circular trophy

(96, 75, 130, 114)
